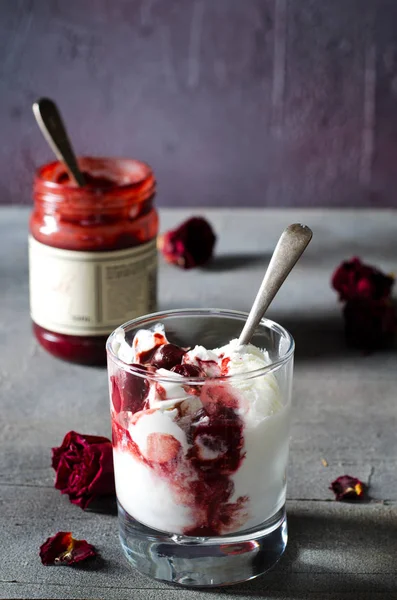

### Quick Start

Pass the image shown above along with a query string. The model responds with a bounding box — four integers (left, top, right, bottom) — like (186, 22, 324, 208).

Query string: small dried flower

(330, 475, 366, 501)
(332, 257, 396, 351)
(158, 216, 216, 269)
(52, 431, 115, 509)
(40, 531, 97, 566)
(332, 257, 394, 302)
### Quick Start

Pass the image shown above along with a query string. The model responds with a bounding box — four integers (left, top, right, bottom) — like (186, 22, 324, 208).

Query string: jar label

(29, 237, 157, 336)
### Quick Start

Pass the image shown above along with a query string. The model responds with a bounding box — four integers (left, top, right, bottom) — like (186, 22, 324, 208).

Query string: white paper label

(29, 236, 157, 336)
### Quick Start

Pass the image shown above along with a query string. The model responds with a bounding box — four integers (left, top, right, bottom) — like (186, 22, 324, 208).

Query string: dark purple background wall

(1, 0, 397, 207)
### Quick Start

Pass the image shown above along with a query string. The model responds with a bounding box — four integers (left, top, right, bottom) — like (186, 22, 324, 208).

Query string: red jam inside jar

(29, 157, 158, 365)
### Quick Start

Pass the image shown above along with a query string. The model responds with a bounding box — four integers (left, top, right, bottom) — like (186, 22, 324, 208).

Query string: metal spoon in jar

(32, 97, 86, 187)
(238, 223, 313, 345)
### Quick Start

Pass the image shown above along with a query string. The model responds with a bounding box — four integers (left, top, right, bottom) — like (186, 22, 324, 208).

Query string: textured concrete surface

(0, 207, 397, 599)
(3, 1, 397, 208)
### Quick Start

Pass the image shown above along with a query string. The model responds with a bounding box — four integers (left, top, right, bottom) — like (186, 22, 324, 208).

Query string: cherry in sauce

(189, 405, 244, 474)
(150, 343, 186, 370)
(111, 365, 149, 414)
(171, 364, 202, 377)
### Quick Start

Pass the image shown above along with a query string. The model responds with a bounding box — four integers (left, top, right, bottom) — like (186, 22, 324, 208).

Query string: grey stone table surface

(0, 207, 396, 600)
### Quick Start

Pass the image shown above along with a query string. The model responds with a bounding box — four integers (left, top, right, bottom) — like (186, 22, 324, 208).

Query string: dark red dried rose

(332, 257, 394, 302)
(343, 297, 396, 351)
(52, 431, 115, 509)
(330, 475, 366, 501)
(158, 216, 216, 269)
(332, 258, 396, 351)
(40, 531, 97, 565)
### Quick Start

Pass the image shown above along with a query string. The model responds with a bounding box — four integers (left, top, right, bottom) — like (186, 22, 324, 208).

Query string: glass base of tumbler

(118, 502, 287, 587)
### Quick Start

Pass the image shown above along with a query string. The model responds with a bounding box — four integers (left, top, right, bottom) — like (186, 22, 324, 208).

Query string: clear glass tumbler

(106, 308, 294, 586)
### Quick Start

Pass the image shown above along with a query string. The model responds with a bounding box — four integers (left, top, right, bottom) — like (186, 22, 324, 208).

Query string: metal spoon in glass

(32, 97, 86, 187)
(238, 223, 313, 345)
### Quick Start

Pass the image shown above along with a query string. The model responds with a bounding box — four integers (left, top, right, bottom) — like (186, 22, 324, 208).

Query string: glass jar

(29, 157, 158, 365)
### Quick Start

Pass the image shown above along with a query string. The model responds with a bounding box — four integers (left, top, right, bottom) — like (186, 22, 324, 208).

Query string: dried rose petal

(330, 475, 366, 501)
(52, 431, 115, 509)
(158, 217, 216, 269)
(332, 257, 394, 302)
(40, 531, 97, 565)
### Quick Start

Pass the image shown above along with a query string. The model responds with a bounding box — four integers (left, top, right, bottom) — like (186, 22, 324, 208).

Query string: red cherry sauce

(171, 364, 203, 377)
(151, 344, 186, 369)
(110, 365, 150, 414)
(221, 356, 231, 375)
(134, 332, 167, 364)
(111, 339, 247, 535)
(183, 387, 247, 536)
(184, 355, 221, 377)
(57, 171, 117, 188)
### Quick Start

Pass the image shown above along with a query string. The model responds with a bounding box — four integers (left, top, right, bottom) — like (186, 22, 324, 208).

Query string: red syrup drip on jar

(111, 337, 248, 536)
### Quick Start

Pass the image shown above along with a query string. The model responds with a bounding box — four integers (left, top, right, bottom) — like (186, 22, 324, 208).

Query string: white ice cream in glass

(106, 308, 294, 586)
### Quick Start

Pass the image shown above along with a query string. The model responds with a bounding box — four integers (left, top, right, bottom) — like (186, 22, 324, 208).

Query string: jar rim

(34, 156, 155, 195)
(106, 308, 295, 384)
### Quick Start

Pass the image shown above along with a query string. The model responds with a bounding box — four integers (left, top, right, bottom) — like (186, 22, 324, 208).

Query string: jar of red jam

(29, 157, 158, 365)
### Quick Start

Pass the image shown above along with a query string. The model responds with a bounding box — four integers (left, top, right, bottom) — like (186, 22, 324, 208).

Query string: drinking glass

(106, 308, 294, 586)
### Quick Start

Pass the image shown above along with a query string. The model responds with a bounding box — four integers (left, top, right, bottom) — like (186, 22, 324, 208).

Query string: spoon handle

(32, 97, 86, 187)
(238, 223, 313, 346)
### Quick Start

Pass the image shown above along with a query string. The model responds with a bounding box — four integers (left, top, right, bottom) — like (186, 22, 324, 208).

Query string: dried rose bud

(332, 257, 394, 302)
(52, 431, 115, 509)
(330, 475, 366, 501)
(332, 257, 396, 351)
(40, 531, 97, 565)
(158, 216, 216, 269)
(343, 297, 396, 351)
